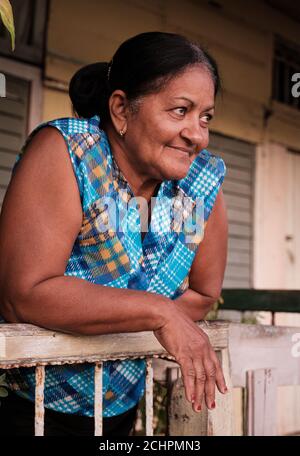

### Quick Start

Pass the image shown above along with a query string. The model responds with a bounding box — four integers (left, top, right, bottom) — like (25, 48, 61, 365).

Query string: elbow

(204, 295, 218, 312)
(0, 284, 30, 324)
(200, 291, 222, 319)
(206, 283, 223, 306)
(201, 289, 222, 308)
(207, 290, 222, 308)
(210, 292, 222, 305)
(204, 292, 223, 319)
(0, 294, 22, 323)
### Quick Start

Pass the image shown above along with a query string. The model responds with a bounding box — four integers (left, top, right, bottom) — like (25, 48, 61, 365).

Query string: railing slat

(94, 363, 103, 436)
(35, 366, 45, 436)
(145, 358, 153, 436)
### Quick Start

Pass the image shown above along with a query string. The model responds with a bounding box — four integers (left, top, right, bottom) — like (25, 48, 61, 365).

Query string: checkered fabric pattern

(0, 115, 226, 417)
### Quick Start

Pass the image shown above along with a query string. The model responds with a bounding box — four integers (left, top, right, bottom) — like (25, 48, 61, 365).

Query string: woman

(0, 32, 228, 436)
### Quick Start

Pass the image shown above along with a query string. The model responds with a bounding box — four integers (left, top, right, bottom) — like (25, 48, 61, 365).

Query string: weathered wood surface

(94, 363, 103, 437)
(229, 323, 300, 387)
(145, 359, 154, 437)
(246, 368, 277, 436)
(207, 348, 235, 436)
(35, 366, 45, 436)
(168, 375, 206, 436)
(167, 348, 234, 436)
(154, 322, 300, 436)
(0, 321, 229, 368)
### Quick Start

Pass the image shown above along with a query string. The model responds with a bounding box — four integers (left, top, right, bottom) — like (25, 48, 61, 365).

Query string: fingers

(156, 317, 228, 413)
(210, 349, 228, 395)
(191, 358, 206, 412)
(177, 353, 216, 412)
(176, 355, 196, 404)
(177, 348, 228, 414)
(202, 357, 216, 409)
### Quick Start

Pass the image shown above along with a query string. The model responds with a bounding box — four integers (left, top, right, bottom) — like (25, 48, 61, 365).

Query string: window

(273, 36, 300, 110)
(0, 72, 30, 210)
(208, 133, 255, 289)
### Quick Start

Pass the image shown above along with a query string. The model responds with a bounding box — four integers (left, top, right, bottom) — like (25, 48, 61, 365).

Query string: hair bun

(69, 62, 109, 118)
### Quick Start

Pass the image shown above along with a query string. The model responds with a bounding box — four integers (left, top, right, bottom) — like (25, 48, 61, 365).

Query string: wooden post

(167, 348, 234, 436)
(167, 365, 208, 436)
(206, 348, 235, 436)
(246, 368, 278, 436)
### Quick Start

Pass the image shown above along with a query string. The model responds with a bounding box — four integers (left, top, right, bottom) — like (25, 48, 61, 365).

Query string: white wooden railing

(0, 321, 232, 436)
(1, 321, 299, 436)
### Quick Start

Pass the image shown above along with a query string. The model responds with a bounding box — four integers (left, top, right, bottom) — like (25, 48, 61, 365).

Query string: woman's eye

(173, 107, 187, 116)
(201, 114, 213, 124)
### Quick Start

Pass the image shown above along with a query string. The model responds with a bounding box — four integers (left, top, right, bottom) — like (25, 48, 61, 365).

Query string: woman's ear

(108, 90, 129, 135)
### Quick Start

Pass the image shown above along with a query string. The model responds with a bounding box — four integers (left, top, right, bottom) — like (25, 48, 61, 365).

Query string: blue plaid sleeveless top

(1, 115, 226, 417)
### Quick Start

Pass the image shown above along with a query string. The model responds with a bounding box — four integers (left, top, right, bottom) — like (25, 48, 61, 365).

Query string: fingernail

(197, 405, 201, 411)
(211, 401, 216, 409)
(223, 387, 228, 394)
(191, 394, 195, 403)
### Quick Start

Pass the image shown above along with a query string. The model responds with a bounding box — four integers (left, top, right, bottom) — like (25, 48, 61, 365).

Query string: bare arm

(0, 128, 168, 335)
(174, 188, 228, 321)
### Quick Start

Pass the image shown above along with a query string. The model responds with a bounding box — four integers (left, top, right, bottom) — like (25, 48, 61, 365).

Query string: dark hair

(69, 31, 220, 120)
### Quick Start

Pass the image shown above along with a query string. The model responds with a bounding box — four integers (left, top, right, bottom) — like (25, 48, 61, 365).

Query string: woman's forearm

(1, 275, 171, 335)
(174, 288, 216, 321)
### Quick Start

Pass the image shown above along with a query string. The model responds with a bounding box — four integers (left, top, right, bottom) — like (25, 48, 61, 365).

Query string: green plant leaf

(0, 0, 15, 51)
(0, 373, 8, 388)
(0, 387, 8, 398)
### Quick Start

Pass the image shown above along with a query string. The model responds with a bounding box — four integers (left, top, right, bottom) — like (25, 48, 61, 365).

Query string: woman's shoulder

(43, 115, 102, 138)
(14, 115, 105, 175)
(20, 115, 102, 155)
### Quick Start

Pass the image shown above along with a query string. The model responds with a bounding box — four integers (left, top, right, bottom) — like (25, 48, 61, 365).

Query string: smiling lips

(167, 145, 194, 155)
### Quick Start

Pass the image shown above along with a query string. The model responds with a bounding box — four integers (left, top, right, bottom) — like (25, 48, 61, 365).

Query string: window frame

(0, 56, 42, 133)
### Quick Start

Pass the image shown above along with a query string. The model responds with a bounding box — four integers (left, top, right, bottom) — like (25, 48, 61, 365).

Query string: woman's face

(124, 64, 215, 182)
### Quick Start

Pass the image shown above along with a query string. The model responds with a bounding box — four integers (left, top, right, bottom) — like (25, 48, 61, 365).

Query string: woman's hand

(153, 305, 227, 412)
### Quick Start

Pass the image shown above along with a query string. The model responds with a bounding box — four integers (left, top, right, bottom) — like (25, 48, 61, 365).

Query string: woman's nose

(180, 124, 208, 148)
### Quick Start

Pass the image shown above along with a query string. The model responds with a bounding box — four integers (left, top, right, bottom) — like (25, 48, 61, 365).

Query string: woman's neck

(105, 123, 161, 203)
